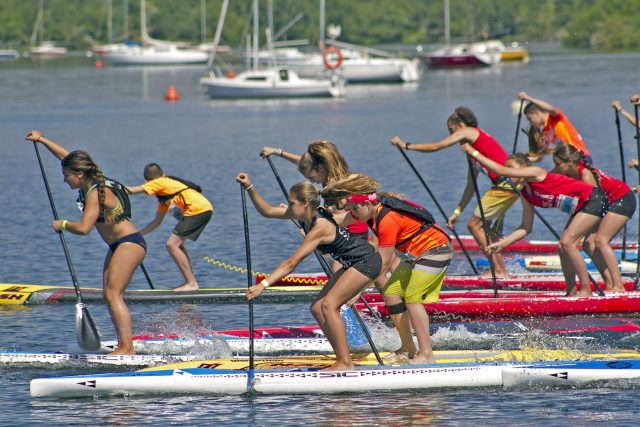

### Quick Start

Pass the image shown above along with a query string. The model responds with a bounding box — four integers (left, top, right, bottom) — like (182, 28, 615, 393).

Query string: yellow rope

(189, 251, 327, 286)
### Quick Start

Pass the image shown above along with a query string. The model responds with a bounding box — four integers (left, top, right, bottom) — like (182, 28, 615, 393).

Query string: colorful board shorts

(473, 178, 519, 235)
(382, 242, 453, 304)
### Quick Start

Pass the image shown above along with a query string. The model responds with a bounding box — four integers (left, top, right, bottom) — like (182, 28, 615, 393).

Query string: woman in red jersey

(391, 107, 518, 277)
(459, 143, 608, 297)
(552, 145, 635, 292)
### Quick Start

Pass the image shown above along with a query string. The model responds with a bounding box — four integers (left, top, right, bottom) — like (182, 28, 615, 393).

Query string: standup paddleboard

(31, 355, 640, 398)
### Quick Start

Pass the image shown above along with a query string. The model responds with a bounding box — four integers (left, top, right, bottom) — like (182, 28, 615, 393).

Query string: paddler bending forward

(459, 143, 608, 297)
(321, 174, 454, 364)
(237, 173, 382, 371)
(25, 130, 146, 354)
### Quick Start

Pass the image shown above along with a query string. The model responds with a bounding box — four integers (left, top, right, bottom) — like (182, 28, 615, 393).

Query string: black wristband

(405, 143, 411, 150)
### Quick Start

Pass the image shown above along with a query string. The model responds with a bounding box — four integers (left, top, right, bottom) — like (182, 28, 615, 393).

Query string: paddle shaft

(241, 185, 255, 379)
(264, 156, 384, 364)
(614, 109, 628, 259)
(634, 104, 640, 289)
(139, 263, 155, 289)
(465, 157, 498, 297)
(33, 142, 84, 301)
(396, 145, 479, 274)
(32, 141, 101, 349)
(512, 99, 525, 154)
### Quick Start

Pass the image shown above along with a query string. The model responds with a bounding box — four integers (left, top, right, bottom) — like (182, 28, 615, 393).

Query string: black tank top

(305, 207, 375, 269)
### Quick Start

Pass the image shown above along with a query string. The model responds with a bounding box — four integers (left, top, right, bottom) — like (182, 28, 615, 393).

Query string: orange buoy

(94, 60, 103, 68)
(226, 70, 236, 78)
(164, 85, 180, 102)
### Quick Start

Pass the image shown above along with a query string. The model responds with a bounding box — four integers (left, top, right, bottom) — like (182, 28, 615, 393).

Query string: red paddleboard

(356, 292, 640, 319)
(261, 273, 638, 292)
(451, 235, 637, 253)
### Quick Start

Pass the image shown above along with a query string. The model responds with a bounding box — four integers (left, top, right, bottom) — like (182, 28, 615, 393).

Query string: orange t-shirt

(543, 109, 590, 156)
(142, 177, 213, 216)
(373, 205, 449, 257)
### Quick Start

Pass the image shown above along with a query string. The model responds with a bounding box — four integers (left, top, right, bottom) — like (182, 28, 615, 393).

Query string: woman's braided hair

(61, 150, 114, 222)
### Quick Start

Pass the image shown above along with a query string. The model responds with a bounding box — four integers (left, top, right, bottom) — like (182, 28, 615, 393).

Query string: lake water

(2, 51, 640, 425)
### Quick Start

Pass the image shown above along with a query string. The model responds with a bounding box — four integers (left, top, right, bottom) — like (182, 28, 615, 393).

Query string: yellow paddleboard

(142, 348, 640, 371)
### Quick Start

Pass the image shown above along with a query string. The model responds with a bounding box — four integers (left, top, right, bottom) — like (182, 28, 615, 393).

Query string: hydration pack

(76, 177, 132, 221)
(156, 176, 203, 203)
(367, 196, 436, 245)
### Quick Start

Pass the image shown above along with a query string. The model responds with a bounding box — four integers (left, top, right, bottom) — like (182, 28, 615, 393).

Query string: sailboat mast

(252, 0, 259, 72)
(444, 0, 450, 46)
(201, 0, 206, 44)
(107, 0, 113, 43)
(319, 0, 325, 49)
(123, 0, 129, 40)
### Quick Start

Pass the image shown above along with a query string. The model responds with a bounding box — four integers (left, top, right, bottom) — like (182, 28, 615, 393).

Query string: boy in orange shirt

(127, 164, 213, 291)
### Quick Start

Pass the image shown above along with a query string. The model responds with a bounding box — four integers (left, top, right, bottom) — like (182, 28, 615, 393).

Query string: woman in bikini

(26, 130, 146, 354)
(459, 143, 608, 297)
(237, 173, 381, 371)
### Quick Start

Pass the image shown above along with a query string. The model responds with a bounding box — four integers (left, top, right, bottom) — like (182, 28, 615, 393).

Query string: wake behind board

(31, 356, 640, 398)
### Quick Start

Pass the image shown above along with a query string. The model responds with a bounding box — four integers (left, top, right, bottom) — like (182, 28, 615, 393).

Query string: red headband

(346, 193, 378, 203)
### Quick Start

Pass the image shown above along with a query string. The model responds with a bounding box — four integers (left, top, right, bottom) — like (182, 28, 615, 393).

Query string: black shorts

(173, 210, 212, 241)
(578, 187, 608, 218)
(350, 251, 382, 280)
(608, 191, 636, 218)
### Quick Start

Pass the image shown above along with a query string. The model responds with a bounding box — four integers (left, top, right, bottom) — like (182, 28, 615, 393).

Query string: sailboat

(104, 0, 208, 65)
(29, 0, 67, 58)
(262, 1, 419, 83)
(200, 0, 345, 99)
(419, 0, 501, 68)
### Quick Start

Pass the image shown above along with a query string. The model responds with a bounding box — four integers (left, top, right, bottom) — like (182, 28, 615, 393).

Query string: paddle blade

(341, 305, 370, 347)
(75, 303, 101, 351)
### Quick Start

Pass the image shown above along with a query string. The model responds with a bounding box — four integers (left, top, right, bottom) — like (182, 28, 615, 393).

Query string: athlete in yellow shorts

(323, 174, 453, 365)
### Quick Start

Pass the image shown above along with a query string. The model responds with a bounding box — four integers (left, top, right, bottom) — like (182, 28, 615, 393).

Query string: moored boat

(419, 41, 502, 68)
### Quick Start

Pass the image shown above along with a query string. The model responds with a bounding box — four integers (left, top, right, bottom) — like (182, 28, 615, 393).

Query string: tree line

(1, 0, 639, 51)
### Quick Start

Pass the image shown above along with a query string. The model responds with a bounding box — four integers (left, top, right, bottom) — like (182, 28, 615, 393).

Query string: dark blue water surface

(2, 51, 640, 425)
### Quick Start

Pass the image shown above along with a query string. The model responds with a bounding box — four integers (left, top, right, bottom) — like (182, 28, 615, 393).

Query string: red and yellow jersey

(373, 205, 449, 257)
(142, 177, 213, 216)
(543, 109, 591, 156)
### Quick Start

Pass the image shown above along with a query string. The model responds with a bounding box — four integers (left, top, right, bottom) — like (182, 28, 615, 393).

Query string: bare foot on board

(107, 346, 135, 355)
(321, 361, 355, 371)
(172, 283, 199, 292)
(409, 352, 436, 365)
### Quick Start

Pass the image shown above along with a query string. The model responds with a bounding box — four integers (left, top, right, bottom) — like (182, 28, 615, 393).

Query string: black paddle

(395, 145, 479, 274)
(32, 141, 101, 351)
(512, 99, 525, 154)
(614, 108, 629, 260)
(264, 156, 383, 364)
(241, 184, 256, 388)
(139, 263, 155, 289)
(465, 156, 499, 297)
(633, 103, 640, 290)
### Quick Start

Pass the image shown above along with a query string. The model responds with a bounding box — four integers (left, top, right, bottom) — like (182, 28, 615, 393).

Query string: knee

(558, 236, 575, 253)
(310, 302, 322, 318)
(594, 234, 610, 251)
(320, 298, 339, 314)
(386, 302, 407, 315)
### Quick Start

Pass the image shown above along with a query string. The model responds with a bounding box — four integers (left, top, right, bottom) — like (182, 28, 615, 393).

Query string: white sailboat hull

(201, 68, 345, 99)
(105, 46, 208, 65)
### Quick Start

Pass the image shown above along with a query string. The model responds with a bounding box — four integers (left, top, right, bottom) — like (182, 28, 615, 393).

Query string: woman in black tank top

(237, 173, 381, 372)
